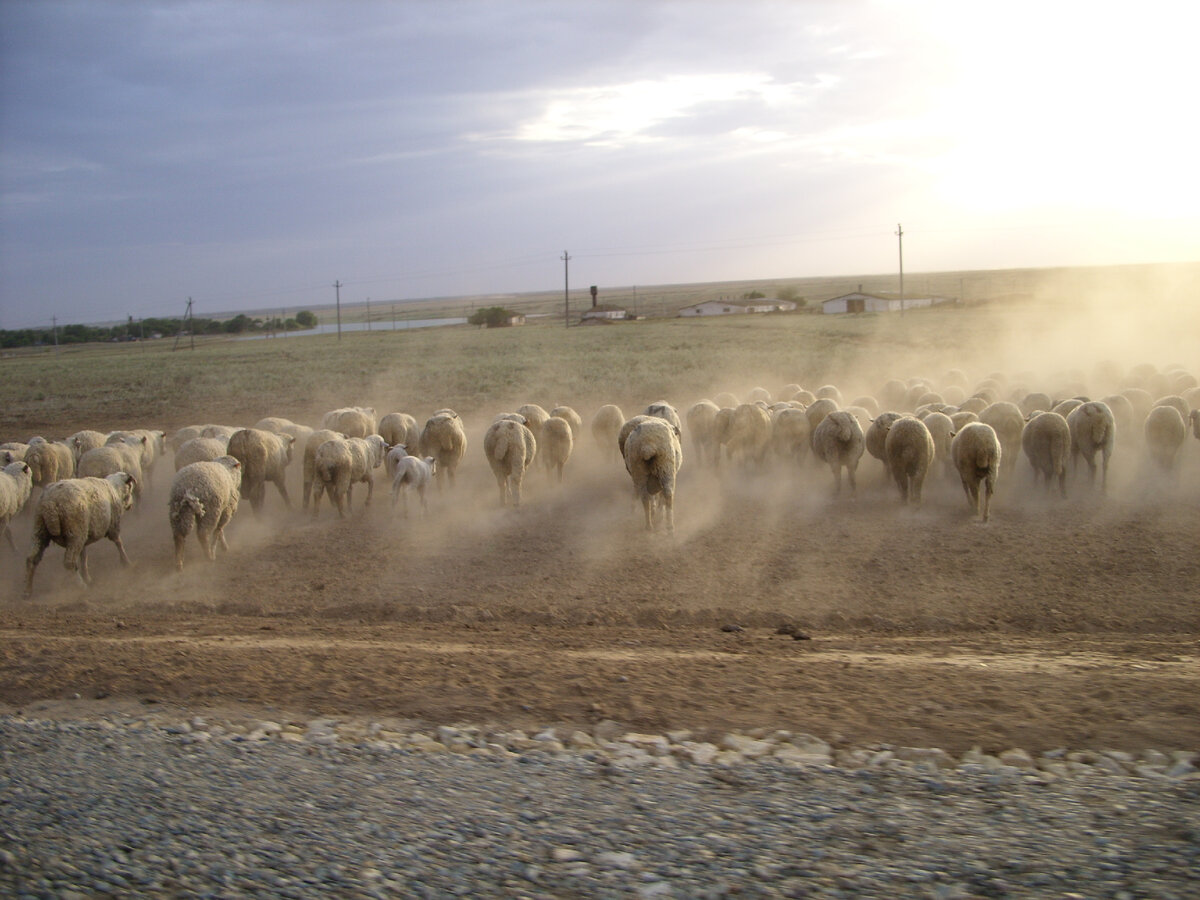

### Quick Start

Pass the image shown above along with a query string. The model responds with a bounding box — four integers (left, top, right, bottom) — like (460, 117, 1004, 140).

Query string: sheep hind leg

(23, 529, 51, 597)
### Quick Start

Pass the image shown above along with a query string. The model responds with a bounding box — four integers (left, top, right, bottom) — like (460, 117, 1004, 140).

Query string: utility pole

(52, 315, 59, 353)
(281, 309, 287, 338)
(333, 281, 343, 340)
(173, 298, 194, 350)
(896, 223, 905, 316)
(561, 250, 571, 328)
(366, 297, 371, 332)
(392, 304, 396, 331)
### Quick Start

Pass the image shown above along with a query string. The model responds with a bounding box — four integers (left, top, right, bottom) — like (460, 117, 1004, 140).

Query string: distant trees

(295, 310, 318, 328)
(0, 309, 319, 348)
(468, 306, 518, 328)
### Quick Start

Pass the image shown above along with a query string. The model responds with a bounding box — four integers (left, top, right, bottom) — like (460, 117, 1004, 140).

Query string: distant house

(679, 299, 795, 317)
(581, 304, 628, 323)
(821, 292, 951, 315)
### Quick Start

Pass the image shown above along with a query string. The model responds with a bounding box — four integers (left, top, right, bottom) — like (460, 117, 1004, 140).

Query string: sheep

(483, 418, 537, 507)
(922, 411, 955, 478)
(591, 404, 626, 462)
(721, 403, 772, 469)
(769, 406, 811, 467)
(814, 384, 843, 405)
(711, 407, 736, 466)
(1066, 401, 1116, 491)
(951, 422, 1001, 523)
(378, 412, 421, 452)
(200, 424, 241, 442)
(253, 416, 296, 433)
(550, 406, 583, 440)
(1051, 398, 1084, 419)
(713, 391, 740, 410)
(302, 428, 346, 508)
(539, 415, 574, 482)
(1, 460, 34, 550)
(883, 416, 935, 505)
(168, 457, 243, 571)
(617, 415, 657, 460)
(811, 410, 864, 495)
(226, 427, 295, 514)
(174, 437, 230, 471)
(419, 412, 468, 488)
(1021, 411, 1071, 497)
(321, 407, 377, 438)
(1100, 394, 1137, 444)
(1143, 405, 1187, 471)
(170, 426, 204, 454)
(1020, 392, 1053, 417)
(959, 396, 989, 415)
(978, 401, 1024, 476)
(1120, 387, 1155, 424)
(865, 411, 905, 467)
(644, 401, 683, 434)
(623, 417, 683, 534)
(686, 400, 721, 467)
(384, 444, 410, 481)
(1192, 409, 1200, 440)
(1154, 395, 1190, 421)
(312, 434, 388, 518)
(68, 430, 108, 463)
(0, 442, 29, 463)
(850, 395, 881, 418)
(391, 455, 438, 517)
(24, 472, 137, 597)
(515, 404, 551, 453)
(804, 397, 838, 433)
(777, 383, 803, 401)
(24, 439, 75, 490)
(77, 438, 144, 504)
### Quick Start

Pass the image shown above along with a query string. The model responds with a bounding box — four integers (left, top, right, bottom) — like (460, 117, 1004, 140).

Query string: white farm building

(679, 299, 797, 317)
(821, 292, 952, 315)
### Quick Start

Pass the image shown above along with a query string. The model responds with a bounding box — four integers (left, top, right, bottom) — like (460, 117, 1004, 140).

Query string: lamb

(321, 407, 378, 438)
(726, 403, 772, 469)
(226, 427, 295, 514)
(623, 416, 683, 534)
(539, 415, 574, 482)
(1143, 405, 1187, 471)
(884, 416, 935, 505)
(483, 418, 537, 507)
(1066, 401, 1116, 491)
(68, 430, 108, 463)
(168, 456, 243, 571)
(24, 472, 137, 597)
(811, 410, 864, 495)
(391, 455, 438, 517)
(644, 401, 683, 434)
(24, 439, 76, 490)
(951, 422, 1001, 523)
(1021, 411, 1071, 497)
(769, 406, 811, 467)
(978, 401, 1024, 476)
(419, 411, 468, 488)
(302, 429, 346, 508)
(0, 460, 34, 550)
(312, 434, 388, 518)
(686, 400, 721, 467)
(174, 437, 230, 471)
(550, 406, 583, 440)
(77, 438, 144, 504)
(590, 404, 626, 462)
(378, 412, 421, 451)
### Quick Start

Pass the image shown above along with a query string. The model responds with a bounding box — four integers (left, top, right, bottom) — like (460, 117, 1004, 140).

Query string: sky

(1, 0, 1198, 329)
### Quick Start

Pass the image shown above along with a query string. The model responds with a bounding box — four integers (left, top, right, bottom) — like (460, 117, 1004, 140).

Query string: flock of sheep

(2, 359, 1198, 598)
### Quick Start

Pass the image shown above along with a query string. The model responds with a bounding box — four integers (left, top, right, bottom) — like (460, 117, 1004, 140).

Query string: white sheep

(312, 434, 388, 518)
(226, 427, 295, 514)
(24, 472, 137, 597)
(815, 384, 844, 405)
(804, 397, 838, 433)
(951, 422, 1001, 523)
(0, 441, 29, 462)
(77, 438, 145, 504)
(550, 405, 583, 440)
(539, 415, 574, 483)
(515, 404, 551, 455)
(864, 411, 905, 468)
(726, 403, 772, 469)
(378, 412, 421, 451)
(623, 417, 683, 534)
(302, 428, 347, 509)
(419, 412, 467, 488)
(483, 418, 537, 507)
(174, 437, 230, 471)
(1143, 405, 1187, 472)
(391, 455, 438, 517)
(643, 401, 683, 433)
(110, 429, 165, 486)
(170, 426, 204, 454)
(24, 439, 75, 490)
(1021, 411, 1071, 497)
(811, 410, 864, 495)
(686, 400, 721, 467)
(168, 456, 243, 571)
(590, 404, 626, 462)
(321, 407, 378, 438)
(769, 406, 811, 467)
(885, 416, 935, 505)
(68, 430, 108, 464)
(922, 411, 955, 479)
(978, 401, 1024, 477)
(253, 416, 296, 433)
(1066, 401, 1116, 491)
(1, 460, 34, 550)
(199, 424, 242, 442)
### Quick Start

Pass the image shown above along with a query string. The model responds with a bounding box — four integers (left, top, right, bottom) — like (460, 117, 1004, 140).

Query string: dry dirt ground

(2, 422, 1198, 755)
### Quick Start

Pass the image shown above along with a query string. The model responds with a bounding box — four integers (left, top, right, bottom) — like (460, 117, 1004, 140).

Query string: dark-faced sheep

(169, 457, 243, 571)
(483, 418, 537, 507)
(24, 472, 137, 597)
(623, 417, 683, 534)
(951, 422, 1001, 523)
(811, 410, 864, 495)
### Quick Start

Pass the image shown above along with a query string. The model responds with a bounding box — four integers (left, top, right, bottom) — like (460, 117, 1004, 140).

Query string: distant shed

(821, 292, 952, 314)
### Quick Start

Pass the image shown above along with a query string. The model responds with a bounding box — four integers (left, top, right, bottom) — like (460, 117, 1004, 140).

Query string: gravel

(2, 708, 1198, 898)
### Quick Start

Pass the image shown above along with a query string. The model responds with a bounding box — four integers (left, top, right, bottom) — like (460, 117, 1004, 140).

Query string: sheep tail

(492, 430, 511, 461)
(171, 493, 204, 534)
